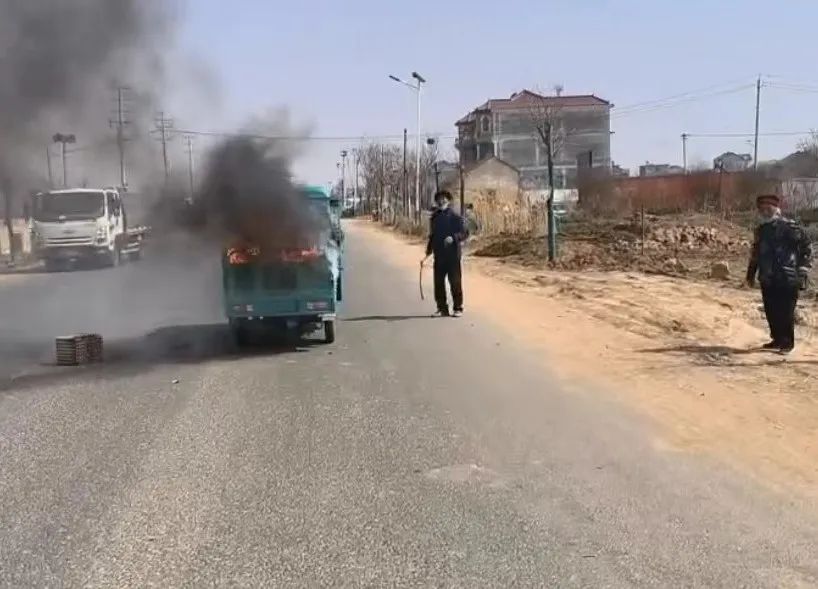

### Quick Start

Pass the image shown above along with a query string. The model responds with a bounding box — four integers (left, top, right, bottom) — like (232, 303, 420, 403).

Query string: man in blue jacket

(423, 190, 467, 317)
(746, 193, 812, 353)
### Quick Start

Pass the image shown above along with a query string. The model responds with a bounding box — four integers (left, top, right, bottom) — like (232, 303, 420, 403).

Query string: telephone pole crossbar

(153, 112, 174, 181)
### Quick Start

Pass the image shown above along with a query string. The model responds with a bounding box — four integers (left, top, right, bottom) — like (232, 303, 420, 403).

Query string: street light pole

(340, 150, 348, 210)
(52, 133, 76, 188)
(389, 71, 426, 220)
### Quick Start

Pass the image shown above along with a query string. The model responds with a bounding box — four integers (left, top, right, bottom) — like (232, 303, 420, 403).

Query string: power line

(611, 77, 757, 114)
(684, 130, 816, 138)
(173, 128, 457, 142)
(611, 84, 756, 119)
(766, 82, 818, 94)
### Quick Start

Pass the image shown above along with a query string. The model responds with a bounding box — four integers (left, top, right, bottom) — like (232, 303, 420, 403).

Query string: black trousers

(433, 256, 463, 313)
(761, 283, 799, 346)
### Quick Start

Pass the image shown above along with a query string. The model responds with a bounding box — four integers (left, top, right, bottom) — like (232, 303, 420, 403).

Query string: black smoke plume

(0, 0, 179, 209)
(183, 135, 328, 256)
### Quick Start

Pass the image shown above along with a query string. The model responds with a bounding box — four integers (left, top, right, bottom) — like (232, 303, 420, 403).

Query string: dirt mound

(472, 234, 534, 258)
(468, 214, 761, 282)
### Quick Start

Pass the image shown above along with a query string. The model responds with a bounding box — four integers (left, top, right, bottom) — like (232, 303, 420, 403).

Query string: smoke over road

(0, 0, 180, 201)
(191, 135, 326, 254)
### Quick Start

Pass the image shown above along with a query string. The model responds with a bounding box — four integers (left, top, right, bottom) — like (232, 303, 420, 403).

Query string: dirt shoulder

(355, 220, 818, 505)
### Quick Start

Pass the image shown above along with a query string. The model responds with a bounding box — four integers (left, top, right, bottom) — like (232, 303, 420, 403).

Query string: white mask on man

(437, 201, 449, 210)
(758, 207, 781, 223)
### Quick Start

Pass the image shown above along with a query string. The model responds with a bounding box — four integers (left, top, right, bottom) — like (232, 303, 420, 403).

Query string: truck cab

(31, 188, 126, 270)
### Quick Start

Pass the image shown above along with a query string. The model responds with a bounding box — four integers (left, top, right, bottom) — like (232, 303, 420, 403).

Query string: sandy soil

(354, 221, 818, 506)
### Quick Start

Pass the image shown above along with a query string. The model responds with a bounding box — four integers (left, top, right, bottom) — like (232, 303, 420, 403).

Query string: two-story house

(639, 163, 685, 177)
(713, 151, 752, 172)
(455, 90, 612, 190)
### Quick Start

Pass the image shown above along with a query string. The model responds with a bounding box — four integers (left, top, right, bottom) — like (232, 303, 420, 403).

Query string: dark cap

(756, 194, 781, 207)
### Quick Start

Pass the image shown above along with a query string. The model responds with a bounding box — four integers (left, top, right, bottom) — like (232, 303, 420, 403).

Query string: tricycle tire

(231, 321, 249, 347)
(323, 320, 335, 344)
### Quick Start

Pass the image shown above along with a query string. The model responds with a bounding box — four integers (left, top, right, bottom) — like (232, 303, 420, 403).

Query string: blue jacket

(426, 207, 467, 258)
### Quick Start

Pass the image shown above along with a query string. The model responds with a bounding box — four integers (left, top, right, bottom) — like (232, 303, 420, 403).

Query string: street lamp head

(53, 133, 76, 144)
(388, 75, 401, 83)
(411, 72, 426, 84)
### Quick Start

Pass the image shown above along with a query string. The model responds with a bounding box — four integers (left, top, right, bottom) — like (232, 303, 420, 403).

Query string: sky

(172, 0, 818, 184)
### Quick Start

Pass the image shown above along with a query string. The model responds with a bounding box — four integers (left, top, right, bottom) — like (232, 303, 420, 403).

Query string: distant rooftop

(457, 89, 611, 124)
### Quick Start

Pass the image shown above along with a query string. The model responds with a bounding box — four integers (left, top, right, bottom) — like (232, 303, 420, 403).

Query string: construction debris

(55, 334, 103, 366)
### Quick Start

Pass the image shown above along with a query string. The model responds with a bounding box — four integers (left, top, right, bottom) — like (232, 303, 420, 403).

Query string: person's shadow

(639, 344, 818, 366)
(343, 314, 434, 323)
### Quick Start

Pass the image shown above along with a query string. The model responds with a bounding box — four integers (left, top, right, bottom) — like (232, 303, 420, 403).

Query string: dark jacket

(426, 207, 467, 258)
(746, 216, 812, 288)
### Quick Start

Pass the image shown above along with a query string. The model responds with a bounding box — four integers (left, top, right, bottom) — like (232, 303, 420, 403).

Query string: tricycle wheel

(231, 321, 249, 347)
(323, 320, 335, 344)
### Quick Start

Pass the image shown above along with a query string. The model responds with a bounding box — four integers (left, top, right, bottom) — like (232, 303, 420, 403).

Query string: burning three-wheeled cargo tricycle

(221, 185, 344, 345)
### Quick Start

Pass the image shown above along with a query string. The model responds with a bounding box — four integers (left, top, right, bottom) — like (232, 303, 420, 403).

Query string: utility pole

(185, 135, 195, 200)
(352, 149, 361, 217)
(45, 145, 54, 188)
(154, 112, 174, 182)
(459, 163, 465, 216)
(379, 144, 385, 218)
(402, 128, 408, 217)
(110, 86, 131, 189)
(681, 133, 688, 173)
(753, 75, 762, 170)
(1, 177, 15, 264)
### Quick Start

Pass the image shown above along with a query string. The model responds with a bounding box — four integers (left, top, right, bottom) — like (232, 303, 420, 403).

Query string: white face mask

(437, 201, 449, 210)
(758, 206, 781, 223)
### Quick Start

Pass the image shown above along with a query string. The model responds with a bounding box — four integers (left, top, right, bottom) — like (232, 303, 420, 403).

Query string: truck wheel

(323, 320, 336, 344)
(109, 247, 121, 268)
(44, 260, 59, 273)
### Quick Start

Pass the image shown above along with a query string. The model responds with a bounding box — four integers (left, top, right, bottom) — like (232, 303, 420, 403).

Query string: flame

(226, 245, 321, 265)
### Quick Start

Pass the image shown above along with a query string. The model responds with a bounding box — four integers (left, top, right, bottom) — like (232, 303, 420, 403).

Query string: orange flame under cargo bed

(226, 245, 322, 265)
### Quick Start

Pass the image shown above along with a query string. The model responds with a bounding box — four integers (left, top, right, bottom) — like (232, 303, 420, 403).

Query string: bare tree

(526, 91, 568, 261)
(797, 130, 818, 157)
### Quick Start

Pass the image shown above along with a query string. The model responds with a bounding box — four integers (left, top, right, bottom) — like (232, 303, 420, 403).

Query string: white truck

(30, 188, 147, 271)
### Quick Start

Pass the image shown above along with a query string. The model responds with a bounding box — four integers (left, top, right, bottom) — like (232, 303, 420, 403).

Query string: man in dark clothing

(423, 190, 467, 317)
(746, 193, 812, 353)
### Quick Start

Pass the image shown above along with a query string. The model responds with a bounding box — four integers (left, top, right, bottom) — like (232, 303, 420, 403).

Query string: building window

(481, 116, 490, 133)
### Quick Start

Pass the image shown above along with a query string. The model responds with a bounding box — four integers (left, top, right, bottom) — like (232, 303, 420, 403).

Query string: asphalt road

(1, 225, 818, 587)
